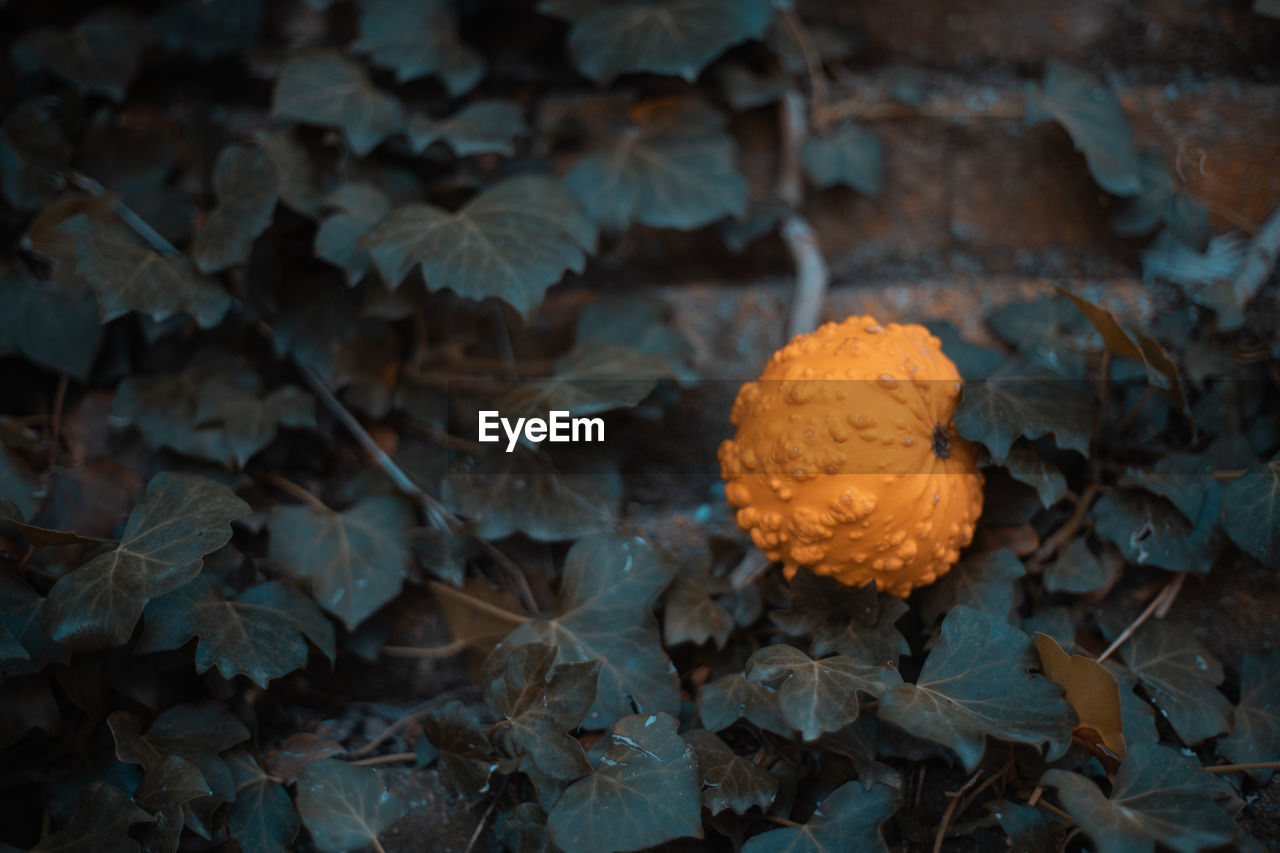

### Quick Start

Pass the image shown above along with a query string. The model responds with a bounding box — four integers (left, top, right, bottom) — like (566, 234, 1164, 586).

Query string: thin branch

(1233, 202, 1280, 308)
(781, 9, 828, 127)
(1096, 573, 1185, 664)
(777, 91, 829, 340)
(1203, 760, 1280, 774)
(426, 579, 531, 626)
(370, 834, 388, 853)
(382, 637, 501, 659)
(819, 94, 1026, 125)
(348, 752, 415, 768)
(464, 777, 509, 853)
(934, 769, 982, 853)
(1037, 801, 1072, 823)
(66, 171, 181, 257)
(955, 760, 1014, 817)
(48, 373, 68, 469)
(1032, 482, 1103, 565)
(251, 469, 330, 513)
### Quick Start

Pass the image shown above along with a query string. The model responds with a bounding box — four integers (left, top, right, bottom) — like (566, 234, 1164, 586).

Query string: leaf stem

(427, 580, 531, 626)
(382, 637, 499, 659)
(1203, 760, 1280, 773)
(369, 834, 389, 853)
(65, 171, 182, 257)
(348, 752, 415, 768)
(48, 373, 68, 469)
(1096, 572, 1184, 664)
(251, 469, 330, 513)
(934, 768, 984, 853)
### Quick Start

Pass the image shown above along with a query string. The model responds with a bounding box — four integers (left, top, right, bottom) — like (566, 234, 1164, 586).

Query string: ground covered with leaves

(2, 1, 1280, 852)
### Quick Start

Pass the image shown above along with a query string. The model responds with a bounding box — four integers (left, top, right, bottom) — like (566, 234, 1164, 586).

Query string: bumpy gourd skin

(718, 316, 983, 597)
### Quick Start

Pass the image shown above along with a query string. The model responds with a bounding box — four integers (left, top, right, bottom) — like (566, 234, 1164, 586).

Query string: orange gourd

(718, 316, 984, 596)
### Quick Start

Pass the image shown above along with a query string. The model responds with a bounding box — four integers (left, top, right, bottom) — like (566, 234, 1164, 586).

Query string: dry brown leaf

(1035, 632, 1126, 762)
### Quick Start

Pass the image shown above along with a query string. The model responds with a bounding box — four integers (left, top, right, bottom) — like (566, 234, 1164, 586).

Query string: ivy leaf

(442, 448, 621, 542)
(0, 571, 70, 677)
(663, 575, 734, 649)
(155, 0, 264, 60)
(955, 356, 1097, 463)
(407, 101, 526, 156)
(294, 759, 405, 853)
(1040, 743, 1236, 853)
(500, 342, 683, 419)
(1035, 633, 1126, 760)
(420, 700, 495, 796)
(985, 294, 1096, 377)
(12, 8, 151, 102)
(138, 574, 336, 688)
(134, 754, 214, 853)
(717, 62, 792, 111)
(496, 803, 550, 853)
(684, 729, 778, 815)
(227, 752, 300, 853)
(1000, 443, 1067, 509)
(1104, 616, 1232, 745)
(0, 97, 74, 211)
(1218, 650, 1280, 783)
(497, 534, 680, 729)
(272, 50, 402, 157)
(0, 266, 101, 380)
(802, 122, 883, 195)
(44, 473, 249, 651)
(30, 782, 154, 853)
(53, 213, 232, 328)
(547, 713, 702, 853)
(483, 642, 600, 781)
(745, 645, 901, 741)
(362, 174, 596, 317)
(920, 548, 1025, 625)
(1142, 231, 1246, 328)
(697, 672, 792, 736)
(1110, 154, 1210, 249)
(190, 379, 315, 468)
(1219, 453, 1280, 565)
(315, 182, 391, 285)
(192, 144, 279, 273)
(771, 569, 909, 665)
(267, 495, 413, 631)
(1108, 665, 1160, 748)
(109, 701, 250, 803)
(877, 606, 1075, 771)
(1092, 487, 1223, 575)
(740, 781, 901, 853)
(987, 800, 1053, 853)
(1043, 536, 1113, 595)
(257, 129, 323, 218)
(566, 99, 746, 231)
(545, 0, 774, 83)
(1024, 59, 1140, 196)
(351, 0, 485, 95)
(928, 321, 1005, 381)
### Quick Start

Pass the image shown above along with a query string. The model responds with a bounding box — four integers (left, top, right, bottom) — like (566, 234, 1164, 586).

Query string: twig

(1203, 760, 1280, 774)
(251, 469, 330, 513)
(382, 637, 497, 659)
(777, 91, 829, 340)
(955, 760, 1014, 817)
(348, 752, 415, 768)
(1096, 573, 1184, 664)
(1037, 801, 1072, 823)
(427, 579, 531, 626)
(464, 777, 509, 853)
(819, 96, 1027, 124)
(1233, 202, 1280, 308)
(66, 171, 181, 257)
(48, 373, 68, 469)
(934, 769, 982, 853)
(1032, 482, 1103, 564)
(345, 701, 441, 759)
(781, 9, 828, 127)
(370, 835, 388, 853)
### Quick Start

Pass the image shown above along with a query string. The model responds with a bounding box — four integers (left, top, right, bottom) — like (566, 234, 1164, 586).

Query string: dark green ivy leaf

(192, 144, 279, 273)
(362, 174, 596, 317)
(547, 712, 702, 853)
(1110, 154, 1210, 250)
(1218, 650, 1280, 783)
(697, 672, 792, 736)
(920, 548, 1025, 625)
(1141, 232, 1245, 329)
(987, 800, 1054, 853)
(227, 752, 300, 853)
(134, 754, 214, 853)
(407, 101, 527, 156)
(954, 356, 1097, 463)
(740, 781, 901, 853)
(155, 0, 263, 60)
(0, 265, 101, 380)
(53, 213, 232, 328)
(420, 700, 495, 796)
(566, 99, 746, 231)
(272, 50, 403, 157)
(877, 606, 1075, 771)
(44, 472, 250, 651)
(0, 97, 73, 211)
(496, 803, 550, 853)
(30, 782, 154, 853)
(0, 571, 70, 677)
(443, 448, 621, 542)
(497, 534, 680, 729)
(927, 321, 1004, 381)
(109, 701, 251, 802)
(483, 642, 600, 781)
(294, 759, 405, 853)
(268, 495, 413, 630)
(12, 8, 151, 102)
(257, 129, 324, 218)
(770, 569, 909, 666)
(1219, 453, 1280, 565)
(663, 574, 735, 649)
(684, 729, 778, 815)
(315, 182, 391, 285)
(1024, 59, 1141, 196)
(351, 0, 485, 95)
(1040, 743, 1236, 853)
(1092, 487, 1223, 575)
(138, 574, 336, 688)
(1043, 536, 1112, 595)
(745, 644, 901, 741)
(1102, 614, 1232, 745)
(999, 443, 1067, 509)
(802, 122, 883, 195)
(544, 0, 773, 83)
(499, 342, 684, 420)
